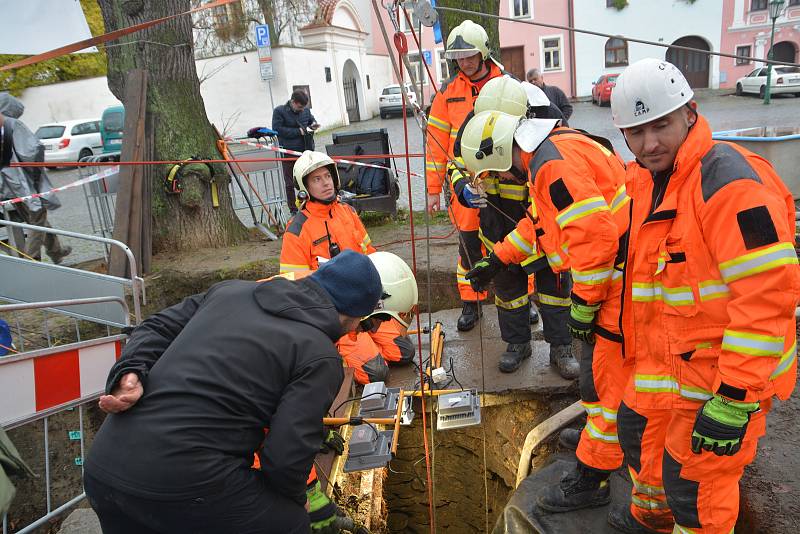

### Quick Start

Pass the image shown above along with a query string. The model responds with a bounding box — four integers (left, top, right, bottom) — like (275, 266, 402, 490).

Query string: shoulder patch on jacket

(286, 212, 308, 236)
(549, 178, 574, 211)
(737, 205, 779, 250)
(529, 139, 564, 178)
(700, 143, 761, 202)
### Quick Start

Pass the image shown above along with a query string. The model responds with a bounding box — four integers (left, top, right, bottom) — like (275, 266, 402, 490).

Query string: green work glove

(307, 481, 339, 533)
(465, 253, 505, 292)
(320, 429, 345, 456)
(567, 298, 600, 344)
(691, 395, 759, 456)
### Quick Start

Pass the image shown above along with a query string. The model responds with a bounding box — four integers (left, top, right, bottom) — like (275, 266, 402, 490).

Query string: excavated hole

(337, 394, 567, 533)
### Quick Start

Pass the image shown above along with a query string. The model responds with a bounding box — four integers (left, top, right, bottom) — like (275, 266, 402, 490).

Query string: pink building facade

(370, 1, 574, 104)
(720, 0, 800, 88)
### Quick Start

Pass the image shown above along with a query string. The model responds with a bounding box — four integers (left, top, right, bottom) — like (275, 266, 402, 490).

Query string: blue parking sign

(422, 50, 432, 65)
(255, 25, 270, 48)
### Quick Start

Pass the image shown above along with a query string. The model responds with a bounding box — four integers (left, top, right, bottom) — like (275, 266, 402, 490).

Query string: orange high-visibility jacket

(620, 115, 799, 410)
(493, 129, 629, 313)
(426, 62, 505, 231)
(280, 199, 375, 273)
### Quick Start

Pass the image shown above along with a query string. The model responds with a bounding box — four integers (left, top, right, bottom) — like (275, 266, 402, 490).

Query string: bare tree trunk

(98, 0, 248, 254)
(436, 0, 501, 58)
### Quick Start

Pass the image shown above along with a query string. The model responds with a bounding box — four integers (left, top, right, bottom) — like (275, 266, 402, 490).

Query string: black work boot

(558, 427, 582, 450)
(538, 462, 611, 512)
(529, 304, 540, 325)
(498, 342, 532, 373)
(457, 301, 481, 331)
(607, 504, 666, 534)
(550, 344, 579, 380)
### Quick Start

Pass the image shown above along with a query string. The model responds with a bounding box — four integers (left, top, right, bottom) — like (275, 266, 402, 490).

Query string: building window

(398, 3, 421, 33)
(750, 0, 768, 11)
(736, 45, 752, 65)
(605, 37, 628, 67)
(406, 53, 428, 86)
(790, 0, 800, 6)
(541, 36, 563, 72)
(510, 0, 532, 18)
(437, 49, 451, 82)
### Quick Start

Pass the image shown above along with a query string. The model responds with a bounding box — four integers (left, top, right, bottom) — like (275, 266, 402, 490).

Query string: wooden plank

(315, 367, 355, 494)
(109, 69, 147, 278)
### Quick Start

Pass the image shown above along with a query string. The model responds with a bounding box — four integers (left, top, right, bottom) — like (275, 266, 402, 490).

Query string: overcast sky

(0, 0, 95, 55)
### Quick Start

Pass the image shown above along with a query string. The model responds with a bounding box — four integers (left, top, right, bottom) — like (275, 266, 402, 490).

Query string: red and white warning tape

(0, 165, 120, 208)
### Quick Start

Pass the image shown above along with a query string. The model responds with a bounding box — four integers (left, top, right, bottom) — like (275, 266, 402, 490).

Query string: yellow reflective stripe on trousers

(582, 402, 618, 423)
(610, 185, 630, 214)
(719, 242, 798, 283)
(632, 494, 670, 510)
(572, 266, 613, 285)
(555, 196, 609, 229)
(495, 294, 529, 310)
(722, 329, 784, 357)
(698, 279, 730, 301)
(428, 114, 449, 132)
(507, 229, 534, 256)
(457, 263, 470, 285)
(634, 374, 713, 401)
(279, 263, 309, 273)
(584, 419, 618, 443)
(426, 161, 446, 171)
(770, 340, 798, 379)
(631, 282, 695, 306)
(538, 293, 571, 307)
(629, 467, 666, 496)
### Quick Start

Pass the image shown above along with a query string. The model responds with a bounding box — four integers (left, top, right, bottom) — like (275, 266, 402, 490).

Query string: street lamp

(763, 0, 786, 105)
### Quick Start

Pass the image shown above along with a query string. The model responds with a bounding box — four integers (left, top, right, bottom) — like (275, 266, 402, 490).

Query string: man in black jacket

(84, 250, 383, 534)
(272, 90, 319, 213)
(526, 68, 573, 121)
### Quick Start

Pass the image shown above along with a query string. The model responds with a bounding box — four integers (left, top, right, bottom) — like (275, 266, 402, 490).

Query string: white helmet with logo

(611, 58, 694, 128)
(366, 251, 418, 327)
(445, 20, 490, 60)
(292, 150, 340, 196)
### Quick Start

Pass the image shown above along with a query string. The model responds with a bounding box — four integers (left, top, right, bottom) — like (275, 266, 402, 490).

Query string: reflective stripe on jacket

(279, 200, 375, 273)
(620, 115, 799, 409)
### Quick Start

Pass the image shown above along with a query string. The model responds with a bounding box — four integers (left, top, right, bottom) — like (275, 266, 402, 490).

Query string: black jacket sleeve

(272, 106, 302, 141)
(552, 87, 573, 120)
(258, 353, 343, 505)
(105, 292, 206, 393)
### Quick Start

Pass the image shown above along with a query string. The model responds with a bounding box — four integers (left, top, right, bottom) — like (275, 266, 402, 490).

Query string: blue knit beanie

(310, 250, 383, 317)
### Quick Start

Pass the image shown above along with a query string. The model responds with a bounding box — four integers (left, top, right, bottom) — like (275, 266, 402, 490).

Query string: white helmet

(611, 58, 694, 128)
(445, 20, 490, 60)
(475, 77, 528, 117)
(292, 150, 340, 197)
(520, 81, 551, 108)
(366, 251, 418, 327)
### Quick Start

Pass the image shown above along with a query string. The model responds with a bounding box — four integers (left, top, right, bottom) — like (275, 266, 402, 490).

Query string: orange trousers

(336, 318, 414, 384)
(618, 394, 769, 533)
(575, 337, 627, 472)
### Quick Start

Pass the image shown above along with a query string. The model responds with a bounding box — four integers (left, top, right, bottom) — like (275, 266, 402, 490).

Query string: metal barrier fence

(80, 153, 121, 261)
(0, 223, 143, 534)
(224, 137, 290, 233)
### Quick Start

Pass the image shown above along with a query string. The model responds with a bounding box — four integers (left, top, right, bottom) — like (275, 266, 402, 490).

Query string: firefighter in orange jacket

(280, 151, 415, 384)
(450, 77, 571, 375)
(460, 110, 632, 510)
(427, 19, 540, 332)
(608, 58, 799, 534)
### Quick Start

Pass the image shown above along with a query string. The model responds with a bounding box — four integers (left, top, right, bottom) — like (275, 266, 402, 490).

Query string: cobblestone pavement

(41, 91, 800, 265)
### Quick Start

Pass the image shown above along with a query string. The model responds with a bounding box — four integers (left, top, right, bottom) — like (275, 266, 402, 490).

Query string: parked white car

(379, 84, 418, 118)
(735, 66, 800, 98)
(35, 119, 103, 166)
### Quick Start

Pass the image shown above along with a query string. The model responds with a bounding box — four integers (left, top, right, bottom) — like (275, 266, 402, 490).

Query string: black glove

(465, 254, 505, 292)
(320, 429, 345, 455)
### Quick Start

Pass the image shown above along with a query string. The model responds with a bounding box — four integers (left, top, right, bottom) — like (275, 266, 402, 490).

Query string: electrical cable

(328, 392, 387, 417)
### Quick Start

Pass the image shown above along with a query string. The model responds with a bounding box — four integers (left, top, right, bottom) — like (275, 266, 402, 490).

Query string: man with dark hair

(272, 90, 320, 214)
(527, 68, 573, 121)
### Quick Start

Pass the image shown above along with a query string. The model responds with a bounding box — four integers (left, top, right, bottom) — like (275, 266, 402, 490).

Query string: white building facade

(573, 0, 724, 97)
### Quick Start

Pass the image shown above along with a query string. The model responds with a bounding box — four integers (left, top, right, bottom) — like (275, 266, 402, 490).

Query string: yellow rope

(0, 238, 38, 261)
